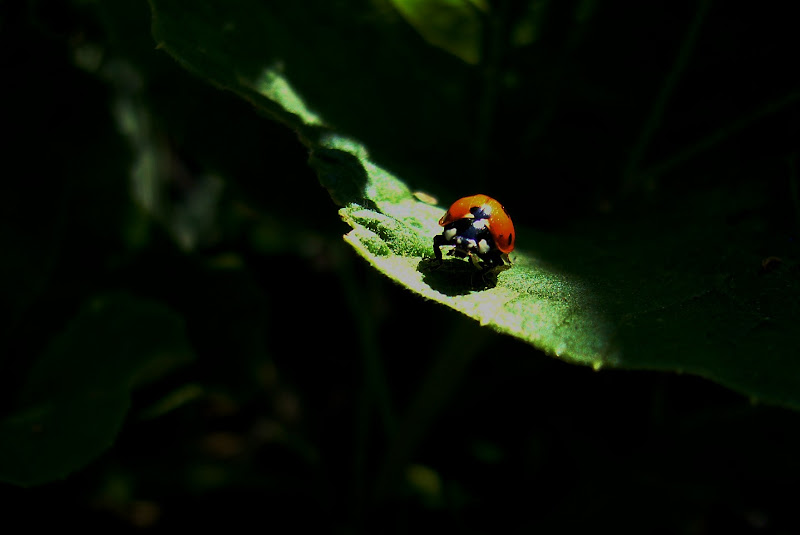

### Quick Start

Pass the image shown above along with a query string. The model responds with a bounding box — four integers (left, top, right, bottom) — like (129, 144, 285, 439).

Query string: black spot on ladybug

(470, 205, 490, 219)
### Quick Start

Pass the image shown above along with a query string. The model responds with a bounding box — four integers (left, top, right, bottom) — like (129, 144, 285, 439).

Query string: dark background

(2, 0, 799, 532)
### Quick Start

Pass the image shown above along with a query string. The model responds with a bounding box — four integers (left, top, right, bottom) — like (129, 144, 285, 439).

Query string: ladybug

(433, 194, 515, 271)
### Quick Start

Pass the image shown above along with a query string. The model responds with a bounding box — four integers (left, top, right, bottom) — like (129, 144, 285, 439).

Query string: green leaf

(148, 1, 800, 410)
(149, 0, 479, 186)
(390, 0, 487, 64)
(0, 294, 193, 487)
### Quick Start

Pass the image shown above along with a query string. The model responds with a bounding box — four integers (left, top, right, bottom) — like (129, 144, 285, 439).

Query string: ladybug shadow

(417, 258, 500, 296)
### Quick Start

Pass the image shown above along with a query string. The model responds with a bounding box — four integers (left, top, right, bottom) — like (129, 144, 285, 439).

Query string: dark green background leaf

(0, 294, 192, 486)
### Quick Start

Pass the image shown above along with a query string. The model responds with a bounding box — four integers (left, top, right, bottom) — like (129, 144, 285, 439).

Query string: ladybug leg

(479, 250, 510, 274)
(481, 250, 501, 269)
(473, 260, 502, 287)
(469, 253, 483, 270)
(432, 234, 446, 263)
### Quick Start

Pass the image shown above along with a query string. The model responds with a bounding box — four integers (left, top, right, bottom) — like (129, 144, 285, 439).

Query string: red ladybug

(433, 194, 515, 271)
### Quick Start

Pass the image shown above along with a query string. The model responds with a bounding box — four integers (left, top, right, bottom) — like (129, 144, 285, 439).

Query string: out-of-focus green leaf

(390, 0, 487, 64)
(0, 294, 193, 487)
(148, 0, 800, 410)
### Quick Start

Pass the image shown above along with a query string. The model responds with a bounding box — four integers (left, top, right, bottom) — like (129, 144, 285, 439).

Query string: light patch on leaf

(249, 67, 324, 126)
(342, 206, 614, 368)
(323, 134, 613, 367)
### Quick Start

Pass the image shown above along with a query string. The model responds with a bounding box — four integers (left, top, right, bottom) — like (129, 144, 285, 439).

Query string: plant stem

(789, 153, 800, 237)
(642, 90, 800, 179)
(623, 0, 712, 190)
(339, 253, 396, 433)
(373, 318, 490, 501)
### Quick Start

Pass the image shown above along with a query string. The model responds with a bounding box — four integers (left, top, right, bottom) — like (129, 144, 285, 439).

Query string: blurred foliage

(0, 293, 192, 486)
(1, 0, 799, 533)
